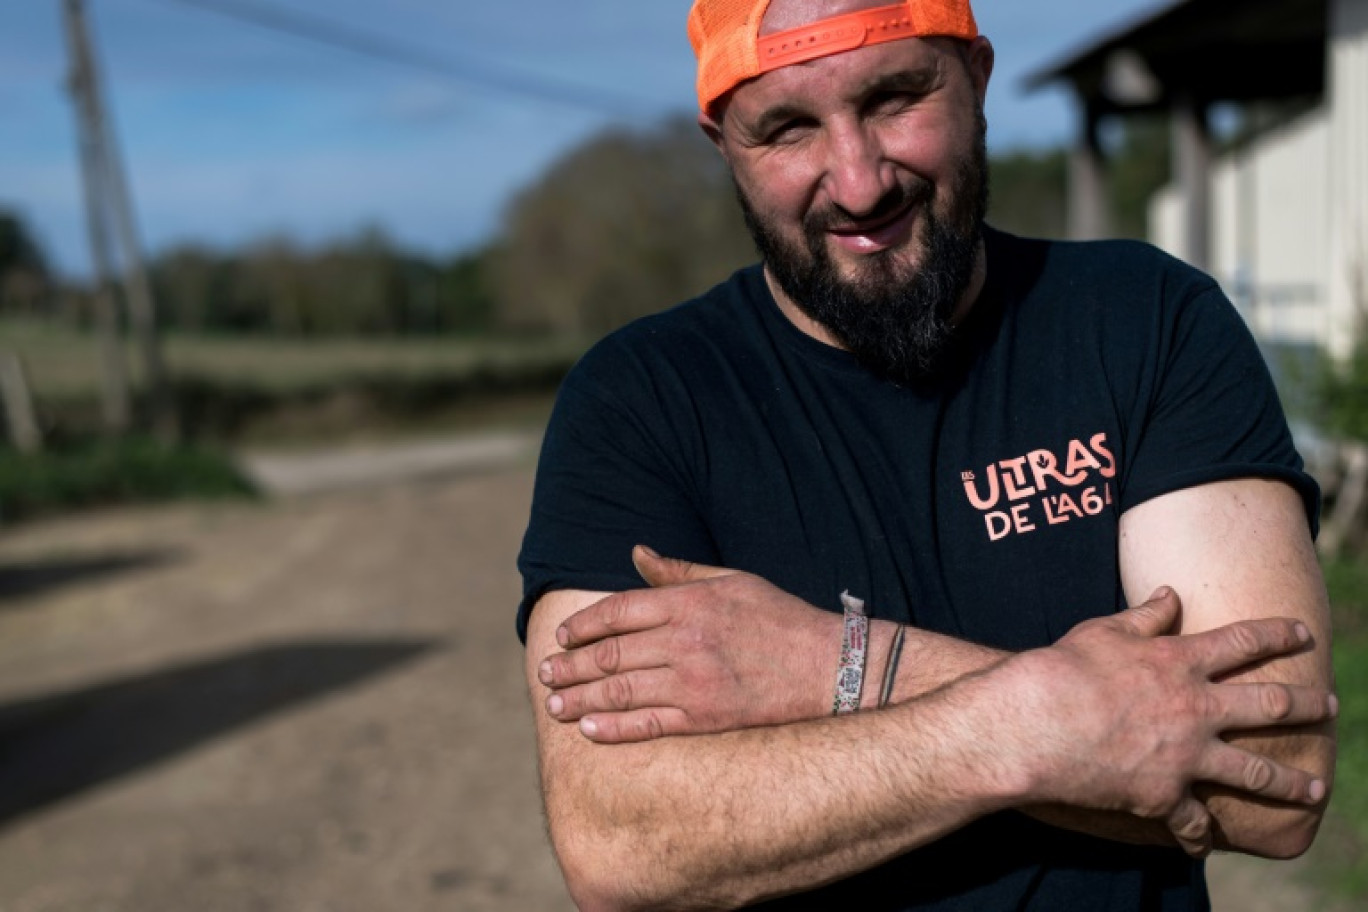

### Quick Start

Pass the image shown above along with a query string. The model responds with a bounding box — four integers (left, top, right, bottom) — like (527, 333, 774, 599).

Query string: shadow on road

(0, 551, 185, 605)
(0, 641, 438, 830)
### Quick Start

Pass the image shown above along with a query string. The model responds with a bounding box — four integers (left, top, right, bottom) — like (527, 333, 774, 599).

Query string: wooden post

(62, 0, 132, 434)
(1321, 441, 1368, 557)
(1068, 105, 1111, 241)
(0, 351, 43, 454)
(1172, 94, 1213, 271)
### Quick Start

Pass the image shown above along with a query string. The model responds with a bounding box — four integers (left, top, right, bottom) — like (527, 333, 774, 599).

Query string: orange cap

(688, 1, 978, 114)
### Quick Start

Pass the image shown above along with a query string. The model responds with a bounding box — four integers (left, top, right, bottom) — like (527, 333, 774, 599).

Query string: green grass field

(0, 319, 587, 444)
(1321, 557, 1368, 899)
(0, 318, 590, 398)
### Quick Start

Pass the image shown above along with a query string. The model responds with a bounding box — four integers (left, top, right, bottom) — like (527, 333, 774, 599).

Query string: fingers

(1196, 743, 1328, 806)
(1113, 587, 1181, 638)
(632, 545, 736, 588)
(545, 668, 678, 723)
(558, 589, 672, 649)
(1166, 796, 1215, 858)
(579, 707, 693, 744)
(1211, 681, 1338, 732)
(1186, 618, 1314, 678)
(539, 628, 675, 688)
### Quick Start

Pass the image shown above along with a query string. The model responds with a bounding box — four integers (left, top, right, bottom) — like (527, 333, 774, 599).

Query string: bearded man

(517, 1, 1338, 909)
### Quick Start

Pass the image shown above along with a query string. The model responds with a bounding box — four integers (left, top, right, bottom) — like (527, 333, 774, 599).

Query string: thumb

(632, 545, 737, 588)
(1117, 586, 1181, 638)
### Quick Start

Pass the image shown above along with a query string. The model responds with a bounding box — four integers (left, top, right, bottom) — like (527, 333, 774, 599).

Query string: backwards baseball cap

(688, 0, 978, 114)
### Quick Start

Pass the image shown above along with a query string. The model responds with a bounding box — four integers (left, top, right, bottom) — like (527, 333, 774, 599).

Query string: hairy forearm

(538, 664, 1023, 911)
(861, 620, 1007, 708)
(865, 618, 1331, 855)
(863, 620, 1180, 849)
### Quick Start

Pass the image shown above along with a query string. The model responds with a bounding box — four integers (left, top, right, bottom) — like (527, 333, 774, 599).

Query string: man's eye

(766, 119, 815, 144)
(869, 92, 917, 114)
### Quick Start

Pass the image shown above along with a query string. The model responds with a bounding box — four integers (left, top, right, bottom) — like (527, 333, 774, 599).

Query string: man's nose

(821, 124, 895, 219)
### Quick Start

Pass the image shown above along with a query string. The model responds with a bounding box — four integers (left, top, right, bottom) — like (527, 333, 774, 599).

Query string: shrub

(0, 437, 255, 524)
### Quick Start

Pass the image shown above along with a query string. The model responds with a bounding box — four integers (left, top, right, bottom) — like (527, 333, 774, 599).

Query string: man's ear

(698, 109, 729, 163)
(965, 36, 995, 107)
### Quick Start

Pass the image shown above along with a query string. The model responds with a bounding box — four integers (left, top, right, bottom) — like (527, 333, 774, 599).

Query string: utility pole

(62, 0, 131, 434)
(62, 0, 177, 440)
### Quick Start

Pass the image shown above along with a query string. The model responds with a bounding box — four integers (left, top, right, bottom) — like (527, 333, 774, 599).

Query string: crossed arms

(524, 478, 1337, 911)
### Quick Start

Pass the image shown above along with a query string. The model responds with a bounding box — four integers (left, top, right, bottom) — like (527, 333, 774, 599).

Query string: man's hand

(999, 587, 1334, 857)
(537, 545, 844, 742)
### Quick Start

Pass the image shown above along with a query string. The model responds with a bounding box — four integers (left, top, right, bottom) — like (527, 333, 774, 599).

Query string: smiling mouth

(826, 200, 919, 254)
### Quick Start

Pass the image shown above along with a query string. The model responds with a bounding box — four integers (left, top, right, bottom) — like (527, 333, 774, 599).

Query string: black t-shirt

(517, 227, 1319, 911)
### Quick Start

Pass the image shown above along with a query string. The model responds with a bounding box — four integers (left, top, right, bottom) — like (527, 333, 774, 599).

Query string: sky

(0, 0, 1162, 277)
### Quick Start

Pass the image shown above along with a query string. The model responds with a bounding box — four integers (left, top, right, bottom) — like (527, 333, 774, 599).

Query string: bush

(1315, 346, 1368, 444)
(0, 438, 255, 524)
(1319, 556, 1368, 899)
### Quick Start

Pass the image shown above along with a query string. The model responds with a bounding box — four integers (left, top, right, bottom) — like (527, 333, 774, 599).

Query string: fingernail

(581, 718, 599, 737)
(1308, 779, 1326, 803)
(1295, 623, 1311, 643)
(539, 661, 555, 685)
(547, 694, 564, 716)
(1151, 587, 1172, 600)
(556, 627, 569, 648)
(1330, 694, 1340, 718)
(638, 545, 660, 560)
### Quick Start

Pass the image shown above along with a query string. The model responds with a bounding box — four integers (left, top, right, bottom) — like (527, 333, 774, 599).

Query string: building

(1029, 0, 1368, 361)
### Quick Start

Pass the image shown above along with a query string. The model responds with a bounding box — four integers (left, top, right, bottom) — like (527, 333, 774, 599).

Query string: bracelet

(878, 624, 907, 708)
(832, 591, 869, 715)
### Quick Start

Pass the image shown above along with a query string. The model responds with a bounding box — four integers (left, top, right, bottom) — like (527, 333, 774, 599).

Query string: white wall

(1327, 0, 1368, 359)
(1150, 109, 1330, 346)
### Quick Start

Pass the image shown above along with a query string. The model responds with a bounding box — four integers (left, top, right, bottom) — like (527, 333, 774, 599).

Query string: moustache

(804, 180, 934, 235)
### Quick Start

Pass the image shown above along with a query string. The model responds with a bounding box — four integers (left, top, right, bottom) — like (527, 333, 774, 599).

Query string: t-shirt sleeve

(516, 357, 719, 643)
(1117, 281, 1321, 534)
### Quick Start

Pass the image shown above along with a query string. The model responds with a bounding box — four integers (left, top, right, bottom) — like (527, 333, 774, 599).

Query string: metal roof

(1025, 0, 1328, 113)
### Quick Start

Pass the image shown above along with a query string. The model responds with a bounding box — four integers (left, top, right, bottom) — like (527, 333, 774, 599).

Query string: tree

(147, 229, 497, 337)
(0, 211, 53, 316)
(987, 148, 1068, 238)
(491, 116, 755, 335)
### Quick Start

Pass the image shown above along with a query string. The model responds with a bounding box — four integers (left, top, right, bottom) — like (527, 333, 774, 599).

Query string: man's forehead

(760, 0, 898, 35)
(728, 37, 943, 121)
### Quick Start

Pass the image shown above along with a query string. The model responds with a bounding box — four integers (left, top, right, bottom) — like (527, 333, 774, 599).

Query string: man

(517, 1, 1338, 909)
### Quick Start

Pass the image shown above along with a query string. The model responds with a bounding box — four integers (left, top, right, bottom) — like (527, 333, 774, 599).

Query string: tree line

(1, 114, 1177, 338)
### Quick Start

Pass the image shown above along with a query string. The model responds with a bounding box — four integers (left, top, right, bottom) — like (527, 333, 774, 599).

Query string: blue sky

(0, 0, 1160, 276)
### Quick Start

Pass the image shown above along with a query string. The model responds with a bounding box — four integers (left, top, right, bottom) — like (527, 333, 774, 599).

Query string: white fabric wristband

(832, 591, 869, 715)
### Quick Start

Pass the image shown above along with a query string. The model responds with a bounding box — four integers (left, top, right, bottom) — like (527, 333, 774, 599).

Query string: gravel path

(0, 462, 1344, 910)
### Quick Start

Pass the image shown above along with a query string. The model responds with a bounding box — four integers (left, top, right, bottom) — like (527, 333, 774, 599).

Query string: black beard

(737, 124, 989, 387)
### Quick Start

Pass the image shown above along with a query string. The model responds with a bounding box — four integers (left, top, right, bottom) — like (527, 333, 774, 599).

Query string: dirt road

(0, 466, 570, 912)
(0, 461, 1339, 910)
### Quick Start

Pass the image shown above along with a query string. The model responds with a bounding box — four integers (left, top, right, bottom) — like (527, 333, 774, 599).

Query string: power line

(137, 0, 660, 117)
